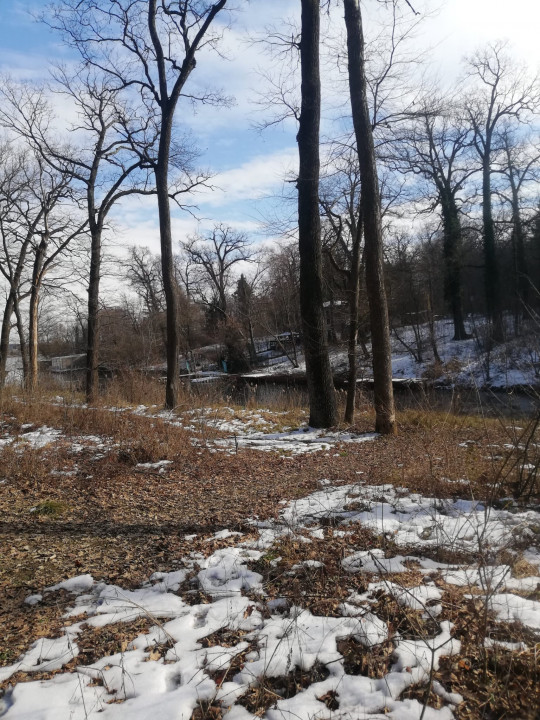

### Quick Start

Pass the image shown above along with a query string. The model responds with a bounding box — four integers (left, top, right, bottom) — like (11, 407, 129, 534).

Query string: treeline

(0, 1, 539, 432)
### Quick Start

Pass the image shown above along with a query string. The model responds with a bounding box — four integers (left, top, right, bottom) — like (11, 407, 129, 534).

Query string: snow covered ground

(2, 386, 539, 718)
(2, 480, 539, 720)
(115, 405, 379, 455)
(1, 401, 379, 457)
(0, 421, 113, 456)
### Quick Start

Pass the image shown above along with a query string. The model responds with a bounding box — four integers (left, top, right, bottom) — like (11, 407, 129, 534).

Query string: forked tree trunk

(0, 235, 32, 388)
(297, 0, 337, 428)
(343, 0, 396, 435)
(146, 0, 226, 410)
(0, 292, 30, 388)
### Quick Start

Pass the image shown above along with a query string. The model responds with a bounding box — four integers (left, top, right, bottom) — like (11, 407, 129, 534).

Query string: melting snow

(3, 482, 539, 719)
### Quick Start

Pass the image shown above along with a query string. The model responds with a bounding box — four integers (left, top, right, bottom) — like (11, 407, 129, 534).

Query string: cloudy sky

(1, 0, 539, 263)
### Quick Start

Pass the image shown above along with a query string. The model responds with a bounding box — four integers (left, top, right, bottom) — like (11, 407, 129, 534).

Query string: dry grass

(1, 382, 539, 718)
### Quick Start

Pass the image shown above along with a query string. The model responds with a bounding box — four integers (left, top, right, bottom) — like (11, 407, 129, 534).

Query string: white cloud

(198, 148, 297, 208)
(418, 0, 540, 76)
(4, 0, 540, 309)
(105, 147, 298, 270)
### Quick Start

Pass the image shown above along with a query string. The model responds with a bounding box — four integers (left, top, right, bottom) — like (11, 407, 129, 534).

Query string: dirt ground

(1, 400, 538, 717)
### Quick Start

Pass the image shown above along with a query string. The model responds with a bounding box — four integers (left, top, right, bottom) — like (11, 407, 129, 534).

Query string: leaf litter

(0, 403, 539, 719)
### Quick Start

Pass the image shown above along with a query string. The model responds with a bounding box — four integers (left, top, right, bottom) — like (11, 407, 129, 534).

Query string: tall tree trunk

(482, 156, 504, 341)
(345, 212, 363, 424)
(86, 226, 102, 404)
(508, 173, 528, 334)
(297, 0, 337, 428)
(157, 111, 179, 410)
(13, 294, 28, 382)
(440, 194, 469, 340)
(426, 281, 442, 365)
(327, 293, 338, 343)
(0, 236, 32, 388)
(0, 293, 15, 387)
(248, 318, 257, 363)
(28, 236, 47, 393)
(343, 0, 396, 435)
(534, 213, 540, 313)
(28, 290, 40, 393)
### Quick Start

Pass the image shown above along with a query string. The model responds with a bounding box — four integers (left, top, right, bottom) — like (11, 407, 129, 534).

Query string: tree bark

(297, 0, 337, 428)
(28, 236, 48, 393)
(508, 171, 528, 334)
(440, 194, 469, 340)
(13, 294, 28, 382)
(156, 109, 180, 410)
(28, 290, 40, 392)
(86, 225, 102, 404)
(0, 293, 15, 387)
(344, 212, 363, 424)
(146, 0, 227, 409)
(0, 234, 32, 388)
(84, 116, 106, 405)
(343, 0, 396, 435)
(482, 155, 504, 341)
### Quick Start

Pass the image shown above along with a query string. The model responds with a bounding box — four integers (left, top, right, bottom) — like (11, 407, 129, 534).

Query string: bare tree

(127, 246, 165, 316)
(260, 242, 302, 368)
(297, 0, 337, 428)
(343, 0, 396, 435)
(47, 0, 229, 408)
(319, 153, 366, 423)
(233, 272, 259, 363)
(391, 98, 474, 340)
(181, 224, 254, 321)
(25, 161, 87, 392)
(497, 127, 540, 332)
(464, 41, 540, 340)
(0, 149, 44, 387)
(0, 72, 158, 402)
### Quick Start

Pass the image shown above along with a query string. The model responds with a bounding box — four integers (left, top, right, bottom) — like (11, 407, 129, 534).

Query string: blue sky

(1, 0, 540, 264)
(0, 1, 302, 254)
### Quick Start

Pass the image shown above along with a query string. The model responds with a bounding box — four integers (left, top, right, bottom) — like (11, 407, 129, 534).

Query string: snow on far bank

(243, 317, 540, 390)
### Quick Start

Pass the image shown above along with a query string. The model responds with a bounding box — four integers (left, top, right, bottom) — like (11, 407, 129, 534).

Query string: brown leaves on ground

(238, 663, 330, 716)
(438, 603, 540, 720)
(1, 396, 539, 717)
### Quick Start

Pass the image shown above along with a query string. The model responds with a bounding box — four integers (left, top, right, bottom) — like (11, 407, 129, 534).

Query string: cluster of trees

(1, 0, 539, 434)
